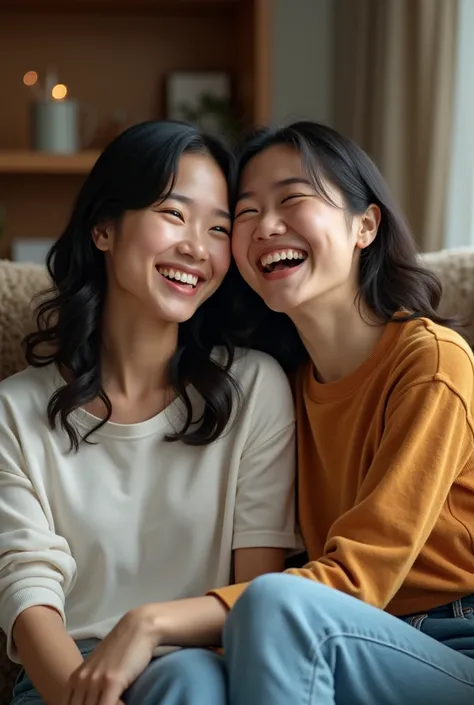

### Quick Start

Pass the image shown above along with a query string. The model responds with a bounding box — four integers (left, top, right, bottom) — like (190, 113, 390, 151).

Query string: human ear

(355, 204, 381, 249)
(92, 222, 115, 253)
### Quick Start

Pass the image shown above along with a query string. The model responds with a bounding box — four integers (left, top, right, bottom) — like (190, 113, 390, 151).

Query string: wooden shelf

(1, 0, 238, 15)
(0, 0, 270, 250)
(0, 151, 100, 175)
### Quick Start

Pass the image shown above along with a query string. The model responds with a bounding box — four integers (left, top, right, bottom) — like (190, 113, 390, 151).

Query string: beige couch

(0, 249, 473, 703)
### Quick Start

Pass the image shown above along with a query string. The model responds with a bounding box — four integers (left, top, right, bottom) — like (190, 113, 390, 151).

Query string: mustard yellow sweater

(211, 317, 474, 615)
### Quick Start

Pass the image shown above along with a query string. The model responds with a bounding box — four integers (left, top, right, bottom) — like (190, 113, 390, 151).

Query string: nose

(253, 210, 287, 241)
(176, 230, 210, 261)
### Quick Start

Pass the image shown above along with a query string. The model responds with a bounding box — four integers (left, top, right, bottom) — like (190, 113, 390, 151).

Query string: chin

(262, 295, 299, 315)
(151, 305, 199, 325)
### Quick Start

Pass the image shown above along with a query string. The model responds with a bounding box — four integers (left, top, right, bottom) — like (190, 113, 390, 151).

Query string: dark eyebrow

(166, 191, 232, 221)
(236, 177, 314, 203)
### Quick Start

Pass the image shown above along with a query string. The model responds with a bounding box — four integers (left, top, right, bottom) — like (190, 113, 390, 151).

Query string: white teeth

(157, 267, 199, 287)
(259, 249, 307, 268)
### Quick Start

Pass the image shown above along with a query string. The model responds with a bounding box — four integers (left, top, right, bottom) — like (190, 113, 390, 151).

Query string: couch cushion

(0, 260, 50, 382)
(423, 248, 474, 343)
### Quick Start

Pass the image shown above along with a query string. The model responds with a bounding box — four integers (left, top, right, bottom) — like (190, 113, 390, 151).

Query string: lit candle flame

(52, 84, 68, 101)
(23, 71, 38, 86)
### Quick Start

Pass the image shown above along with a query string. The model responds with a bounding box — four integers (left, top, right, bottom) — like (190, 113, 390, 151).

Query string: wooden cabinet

(0, 0, 272, 256)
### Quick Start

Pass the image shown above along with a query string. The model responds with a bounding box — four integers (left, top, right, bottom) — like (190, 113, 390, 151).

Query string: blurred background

(0, 0, 467, 262)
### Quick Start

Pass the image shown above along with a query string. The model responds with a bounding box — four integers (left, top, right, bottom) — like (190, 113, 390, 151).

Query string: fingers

(96, 676, 124, 705)
(83, 673, 104, 705)
(65, 667, 125, 705)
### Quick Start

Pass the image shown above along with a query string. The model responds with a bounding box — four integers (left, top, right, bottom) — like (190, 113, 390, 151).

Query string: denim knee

(233, 573, 290, 611)
(226, 573, 352, 640)
(225, 574, 307, 631)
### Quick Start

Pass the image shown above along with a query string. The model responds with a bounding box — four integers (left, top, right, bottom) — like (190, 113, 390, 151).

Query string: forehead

(174, 152, 228, 202)
(239, 145, 305, 191)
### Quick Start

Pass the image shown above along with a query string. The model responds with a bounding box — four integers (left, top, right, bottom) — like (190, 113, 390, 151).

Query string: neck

(100, 291, 178, 400)
(291, 294, 385, 383)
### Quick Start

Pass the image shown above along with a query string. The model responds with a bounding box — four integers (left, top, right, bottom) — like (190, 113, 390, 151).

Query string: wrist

(135, 596, 228, 648)
(134, 604, 165, 644)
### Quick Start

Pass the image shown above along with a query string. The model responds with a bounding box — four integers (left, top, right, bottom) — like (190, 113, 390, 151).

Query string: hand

(63, 606, 157, 705)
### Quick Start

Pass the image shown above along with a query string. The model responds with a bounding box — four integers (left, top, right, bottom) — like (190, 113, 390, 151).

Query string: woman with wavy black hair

(0, 121, 297, 705)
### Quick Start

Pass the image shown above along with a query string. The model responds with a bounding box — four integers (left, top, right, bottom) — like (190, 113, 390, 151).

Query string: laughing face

(93, 152, 232, 324)
(231, 144, 369, 317)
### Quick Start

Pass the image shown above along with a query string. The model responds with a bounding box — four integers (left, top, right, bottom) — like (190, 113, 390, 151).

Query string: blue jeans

(11, 575, 474, 704)
(11, 640, 226, 705)
(223, 574, 474, 704)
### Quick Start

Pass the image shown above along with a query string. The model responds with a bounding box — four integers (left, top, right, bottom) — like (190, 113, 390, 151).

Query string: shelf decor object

(24, 68, 96, 154)
(166, 71, 233, 138)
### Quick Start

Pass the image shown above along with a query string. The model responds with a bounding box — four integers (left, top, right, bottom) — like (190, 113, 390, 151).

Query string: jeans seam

(409, 613, 428, 630)
(309, 631, 474, 690)
(303, 632, 320, 705)
(310, 656, 326, 705)
(11, 696, 29, 705)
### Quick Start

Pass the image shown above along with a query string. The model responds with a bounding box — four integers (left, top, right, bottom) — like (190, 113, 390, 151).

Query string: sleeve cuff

(208, 582, 249, 610)
(1, 586, 65, 663)
(232, 531, 297, 551)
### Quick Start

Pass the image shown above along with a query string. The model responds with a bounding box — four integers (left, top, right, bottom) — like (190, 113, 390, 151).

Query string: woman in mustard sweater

(60, 122, 474, 705)
(219, 121, 474, 703)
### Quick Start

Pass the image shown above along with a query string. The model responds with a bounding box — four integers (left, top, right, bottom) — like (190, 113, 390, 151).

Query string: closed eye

(281, 193, 309, 204)
(235, 208, 258, 219)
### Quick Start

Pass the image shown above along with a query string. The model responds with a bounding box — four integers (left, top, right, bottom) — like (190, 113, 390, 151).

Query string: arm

(234, 547, 286, 582)
(137, 545, 288, 647)
(13, 607, 83, 705)
(211, 379, 474, 609)
(0, 416, 77, 700)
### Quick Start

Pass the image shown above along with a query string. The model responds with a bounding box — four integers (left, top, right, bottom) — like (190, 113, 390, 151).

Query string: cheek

(116, 226, 160, 268)
(230, 224, 250, 267)
(211, 238, 232, 280)
(290, 204, 344, 254)
(290, 205, 325, 240)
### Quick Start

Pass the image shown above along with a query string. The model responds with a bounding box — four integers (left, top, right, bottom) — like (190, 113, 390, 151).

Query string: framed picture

(166, 71, 233, 137)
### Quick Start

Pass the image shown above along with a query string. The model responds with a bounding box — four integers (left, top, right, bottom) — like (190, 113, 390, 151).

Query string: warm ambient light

(52, 83, 68, 100)
(23, 70, 38, 86)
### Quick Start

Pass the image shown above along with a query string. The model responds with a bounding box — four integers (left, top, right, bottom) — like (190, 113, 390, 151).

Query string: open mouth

(156, 266, 201, 289)
(258, 248, 308, 274)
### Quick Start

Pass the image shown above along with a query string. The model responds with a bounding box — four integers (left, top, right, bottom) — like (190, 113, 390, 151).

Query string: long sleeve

(284, 380, 474, 608)
(0, 415, 77, 661)
(210, 379, 474, 610)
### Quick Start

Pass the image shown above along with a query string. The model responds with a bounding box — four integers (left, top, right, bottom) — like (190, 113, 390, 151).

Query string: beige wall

(271, 0, 335, 126)
(444, 0, 474, 249)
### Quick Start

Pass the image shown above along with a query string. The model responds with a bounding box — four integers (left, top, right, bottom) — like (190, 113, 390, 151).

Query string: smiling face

(93, 152, 232, 324)
(232, 144, 378, 317)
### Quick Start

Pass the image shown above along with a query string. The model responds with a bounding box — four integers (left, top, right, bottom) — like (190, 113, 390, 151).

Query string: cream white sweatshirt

(0, 349, 297, 661)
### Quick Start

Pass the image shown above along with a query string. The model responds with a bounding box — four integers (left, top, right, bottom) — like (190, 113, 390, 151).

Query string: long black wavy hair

(24, 120, 242, 451)
(228, 121, 465, 373)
